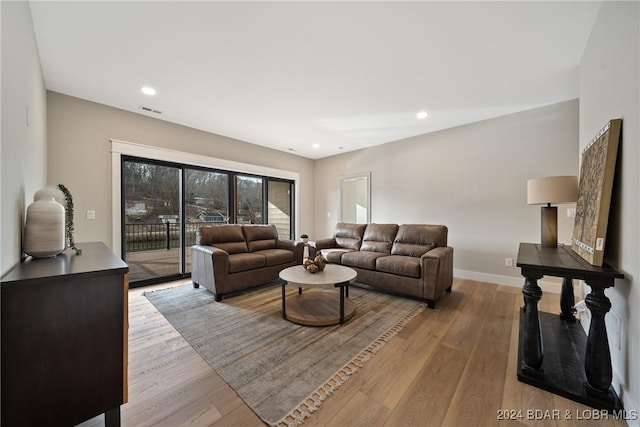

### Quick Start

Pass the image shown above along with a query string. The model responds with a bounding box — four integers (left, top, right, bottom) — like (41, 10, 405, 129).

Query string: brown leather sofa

(310, 223, 453, 308)
(191, 224, 304, 301)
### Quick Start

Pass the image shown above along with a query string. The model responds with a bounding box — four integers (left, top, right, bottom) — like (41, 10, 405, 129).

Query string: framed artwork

(571, 119, 621, 266)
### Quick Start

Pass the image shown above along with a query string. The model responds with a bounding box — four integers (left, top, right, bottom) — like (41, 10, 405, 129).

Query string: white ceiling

(29, 1, 601, 159)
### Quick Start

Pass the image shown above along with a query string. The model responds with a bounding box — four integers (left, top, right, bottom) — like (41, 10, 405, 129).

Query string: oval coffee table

(279, 264, 357, 326)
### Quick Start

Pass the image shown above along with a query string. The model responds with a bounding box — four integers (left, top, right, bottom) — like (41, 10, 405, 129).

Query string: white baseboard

(620, 389, 640, 427)
(454, 269, 562, 294)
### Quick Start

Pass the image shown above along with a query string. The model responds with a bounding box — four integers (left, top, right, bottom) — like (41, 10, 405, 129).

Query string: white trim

(620, 388, 638, 427)
(454, 269, 562, 294)
(110, 139, 300, 256)
(110, 139, 298, 180)
(338, 171, 371, 224)
(111, 150, 122, 256)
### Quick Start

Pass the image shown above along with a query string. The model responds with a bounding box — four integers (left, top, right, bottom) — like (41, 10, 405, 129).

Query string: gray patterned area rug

(145, 283, 424, 426)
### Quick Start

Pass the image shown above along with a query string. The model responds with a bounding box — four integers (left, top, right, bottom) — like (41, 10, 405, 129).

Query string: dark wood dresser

(1, 242, 129, 426)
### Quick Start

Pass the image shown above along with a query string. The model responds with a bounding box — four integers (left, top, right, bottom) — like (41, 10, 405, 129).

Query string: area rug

(145, 283, 424, 426)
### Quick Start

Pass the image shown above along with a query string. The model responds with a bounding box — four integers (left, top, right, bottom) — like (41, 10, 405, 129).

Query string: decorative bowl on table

(303, 255, 327, 273)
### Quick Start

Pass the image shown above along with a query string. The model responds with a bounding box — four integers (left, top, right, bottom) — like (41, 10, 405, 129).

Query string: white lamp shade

(527, 176, 578, 205)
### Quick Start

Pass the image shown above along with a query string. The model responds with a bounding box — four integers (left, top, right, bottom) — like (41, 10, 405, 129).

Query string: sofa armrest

(420, 246, 454, 301)
(276, 239, 305, 264)
(191, 245, 230, 294)
(421, 246, 452, 261)
(308, 238, 337, 258)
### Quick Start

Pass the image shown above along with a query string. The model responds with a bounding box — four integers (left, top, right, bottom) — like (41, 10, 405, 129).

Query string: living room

(1, 1, 638, 426)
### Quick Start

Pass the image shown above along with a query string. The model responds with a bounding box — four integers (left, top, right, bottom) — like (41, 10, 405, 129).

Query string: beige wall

(0, 2, 48, 275)
(46, 92, 315, 251)
(579, 1, 639, 414)
(314, 100, 579, 285)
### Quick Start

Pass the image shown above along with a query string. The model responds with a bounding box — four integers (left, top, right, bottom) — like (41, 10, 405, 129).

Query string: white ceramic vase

(34, 185, 66, 206)
(23, 196, 66, 258)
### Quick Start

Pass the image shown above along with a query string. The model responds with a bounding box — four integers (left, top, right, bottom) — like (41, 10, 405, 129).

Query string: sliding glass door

(234, 175, 293, 239)
(235, 175, 263, 224)
(184, 168, 229, 272)
(121, 157, 295, 286)
(122, 159, 182, 282)
(267, 179, 292, 239)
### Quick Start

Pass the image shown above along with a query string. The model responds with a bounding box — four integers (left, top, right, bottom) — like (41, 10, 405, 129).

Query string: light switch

(567, 208, 576, 218)
(87, 210, 96, 220)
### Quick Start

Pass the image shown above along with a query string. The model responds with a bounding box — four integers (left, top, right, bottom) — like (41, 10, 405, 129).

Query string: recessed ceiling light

(141, 86, 157, 96)
(416, 111, 429, 119)
(312, 144, 320, 149)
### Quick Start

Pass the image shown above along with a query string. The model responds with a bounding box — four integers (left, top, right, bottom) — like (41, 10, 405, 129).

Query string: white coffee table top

(279, 264, 357, 285)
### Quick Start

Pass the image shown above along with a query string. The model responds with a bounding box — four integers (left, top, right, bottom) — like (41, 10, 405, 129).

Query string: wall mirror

(340, 172, 370, 224)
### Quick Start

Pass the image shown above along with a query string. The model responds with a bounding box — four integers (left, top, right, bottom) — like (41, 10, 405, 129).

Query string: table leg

(339, 283, 345, 324)
(281, 280, 287, 320)
(521, 276, 544, 377)
(560, 277, 576, 322)
(584, 285, 614, 399)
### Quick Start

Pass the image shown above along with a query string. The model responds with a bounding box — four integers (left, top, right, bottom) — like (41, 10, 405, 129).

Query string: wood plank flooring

(81, 278, 627, 427)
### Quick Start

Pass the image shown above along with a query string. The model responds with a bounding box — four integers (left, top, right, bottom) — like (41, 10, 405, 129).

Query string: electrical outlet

(567, 208, 576, 218)
(505, 257, 513, 267)
(87, 210, 96, 220)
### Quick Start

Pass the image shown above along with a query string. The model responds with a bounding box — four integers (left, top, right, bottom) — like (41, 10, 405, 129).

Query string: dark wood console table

(516, 243, 624, 411)
(1, 242, 129, 426)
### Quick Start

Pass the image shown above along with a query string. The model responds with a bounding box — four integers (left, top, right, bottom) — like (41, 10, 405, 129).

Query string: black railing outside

(124, 218, 284, 253)
(125, 222, 214, 252)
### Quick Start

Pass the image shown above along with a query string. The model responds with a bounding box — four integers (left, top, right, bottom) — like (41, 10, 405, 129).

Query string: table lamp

(527, 176, 578, 247)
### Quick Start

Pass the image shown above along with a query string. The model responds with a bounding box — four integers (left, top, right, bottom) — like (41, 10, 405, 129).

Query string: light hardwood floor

(84, 278, 628, 427)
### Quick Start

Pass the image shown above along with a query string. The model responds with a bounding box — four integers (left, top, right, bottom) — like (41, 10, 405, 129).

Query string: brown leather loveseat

(191, 224, 304, 301)
(310, 223, 453, 308)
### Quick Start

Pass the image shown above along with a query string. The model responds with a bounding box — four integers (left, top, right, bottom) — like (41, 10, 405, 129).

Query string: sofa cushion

(199, 225, 248, 254)
(391, 224, 446, 257)
(243, 224, 278, 252)
(376, 255, 421, 278)
(360, 224, 399, 253)
(334, 223, 367, 250)
(320, 248, 354, 263)
(341, 251, 389, 270)
(253, 248, 295, 266)
(228, 252, 266, 273)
